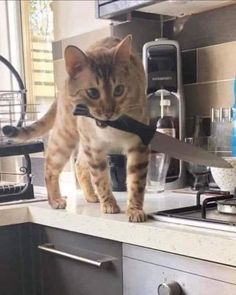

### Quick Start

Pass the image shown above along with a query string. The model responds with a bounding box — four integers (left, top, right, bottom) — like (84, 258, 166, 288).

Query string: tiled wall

(164, 4, 236, 124)
(111, 17, 161, 54)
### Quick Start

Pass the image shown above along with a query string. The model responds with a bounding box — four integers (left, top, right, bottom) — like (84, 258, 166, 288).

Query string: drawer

(31, 224, 122, 295)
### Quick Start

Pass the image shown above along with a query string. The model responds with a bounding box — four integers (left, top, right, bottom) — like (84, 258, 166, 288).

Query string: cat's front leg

(126, 145, 149, 222)
(83, 145, 120, 214)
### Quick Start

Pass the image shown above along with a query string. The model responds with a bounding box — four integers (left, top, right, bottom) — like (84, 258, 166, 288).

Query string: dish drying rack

(0, 55, 44, 203)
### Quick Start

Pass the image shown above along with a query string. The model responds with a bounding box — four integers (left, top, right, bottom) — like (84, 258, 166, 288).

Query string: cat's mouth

(95, 120, 108, 128)
(73, 104, 117, 129)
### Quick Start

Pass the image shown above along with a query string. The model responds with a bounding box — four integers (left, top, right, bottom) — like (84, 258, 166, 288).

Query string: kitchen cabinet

(96, 0, 235, 20)
(96, 0, 159, 20)
(31, 224, 123, 295)
(0, 224, 33, 295)
(123, 244, 236, 295)
(0, 223, 122, 295)
(3, 221, 236, 295)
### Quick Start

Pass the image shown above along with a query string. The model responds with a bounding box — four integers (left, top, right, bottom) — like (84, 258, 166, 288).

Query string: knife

(73, 104, 232, 169)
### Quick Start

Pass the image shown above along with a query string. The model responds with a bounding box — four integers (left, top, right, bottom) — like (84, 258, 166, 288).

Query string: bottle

(156, 98, 176, 138)
(147, 91, 175, 192)
(211, 107, 220, 139)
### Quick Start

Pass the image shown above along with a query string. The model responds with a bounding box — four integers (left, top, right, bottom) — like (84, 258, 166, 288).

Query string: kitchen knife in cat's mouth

(73, 104, 232, 169)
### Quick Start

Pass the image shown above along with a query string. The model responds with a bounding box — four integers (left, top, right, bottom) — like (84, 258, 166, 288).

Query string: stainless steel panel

(123, 244, 236, 285)
(123, 256, 236, 295)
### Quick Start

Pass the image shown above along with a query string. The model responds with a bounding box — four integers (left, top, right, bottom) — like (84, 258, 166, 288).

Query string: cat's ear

(64, 45, 88, 78)
(113, 35, 132, 64)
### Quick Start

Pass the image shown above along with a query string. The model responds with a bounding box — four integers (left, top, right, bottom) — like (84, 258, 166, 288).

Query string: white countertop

(1, 190, 236, 267)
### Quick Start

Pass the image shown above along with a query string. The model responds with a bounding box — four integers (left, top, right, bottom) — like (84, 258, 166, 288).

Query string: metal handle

(38, 243, 116, 268)
(158, 282, 182, 295)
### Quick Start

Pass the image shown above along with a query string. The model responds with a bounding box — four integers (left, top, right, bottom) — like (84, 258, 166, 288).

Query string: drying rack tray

(0, 141, 44, 157)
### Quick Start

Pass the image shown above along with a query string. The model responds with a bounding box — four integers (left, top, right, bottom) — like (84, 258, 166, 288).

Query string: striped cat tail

(2, 100, 57, 142)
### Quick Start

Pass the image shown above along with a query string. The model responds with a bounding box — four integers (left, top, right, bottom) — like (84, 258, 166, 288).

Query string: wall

(52, 0, 110, 41)
(51, 0, 111, 91)
(164, 4, 236, 130)
(111, 16, 161, 54)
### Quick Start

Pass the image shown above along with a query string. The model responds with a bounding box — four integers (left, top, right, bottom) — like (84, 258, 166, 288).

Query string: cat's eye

(86, 88, 100, 100)
(113, 85, 125, 97)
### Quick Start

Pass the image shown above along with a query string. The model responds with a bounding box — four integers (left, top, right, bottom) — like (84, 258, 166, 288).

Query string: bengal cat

(3, 35, 149, 222)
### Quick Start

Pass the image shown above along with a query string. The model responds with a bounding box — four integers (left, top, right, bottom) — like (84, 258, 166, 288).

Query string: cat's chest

(77, 117, 140, 149)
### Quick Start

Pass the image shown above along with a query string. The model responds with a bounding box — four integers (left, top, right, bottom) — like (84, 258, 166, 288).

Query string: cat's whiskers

(121, 104, 141, 115)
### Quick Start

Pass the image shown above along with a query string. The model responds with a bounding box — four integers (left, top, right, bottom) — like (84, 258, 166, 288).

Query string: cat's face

(65, 36, 133, 121)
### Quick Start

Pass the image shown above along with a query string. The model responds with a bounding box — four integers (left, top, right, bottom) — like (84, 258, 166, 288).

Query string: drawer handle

(38, 243, 116, 268)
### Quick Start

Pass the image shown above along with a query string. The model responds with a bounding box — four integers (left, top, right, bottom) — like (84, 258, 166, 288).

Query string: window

(20, 0, 56, 187)
(21, 0, 55, 119)
(20, 1, 76, 190)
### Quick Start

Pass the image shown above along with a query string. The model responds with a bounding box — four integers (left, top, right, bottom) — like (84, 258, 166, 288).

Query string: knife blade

(73, 104, 232, 169)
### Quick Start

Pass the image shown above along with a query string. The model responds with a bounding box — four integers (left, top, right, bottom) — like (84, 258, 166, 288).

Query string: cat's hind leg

(83, 145, 120, 213)
(45, 129, 77, 209)
(75, 154, 99, 203)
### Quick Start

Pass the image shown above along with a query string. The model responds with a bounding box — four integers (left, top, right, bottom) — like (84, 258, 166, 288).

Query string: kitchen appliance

(124, 243, 236, 295)
(142, 38, 185, 190)
(0, 55, 44, 203)
(107, 154, 126, 191)
(150, 188, 236, 233)
(137, 0, 235, 17)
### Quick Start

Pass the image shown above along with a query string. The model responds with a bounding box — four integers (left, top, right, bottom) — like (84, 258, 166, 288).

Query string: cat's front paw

(85, 193, 99, 203)
(101, 199, 120, 214)
(127, 208, 147, 222)
(49, 197, 67, 209)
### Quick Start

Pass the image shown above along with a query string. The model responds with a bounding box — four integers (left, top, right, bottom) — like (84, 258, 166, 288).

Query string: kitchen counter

(1, 190, 236, 267)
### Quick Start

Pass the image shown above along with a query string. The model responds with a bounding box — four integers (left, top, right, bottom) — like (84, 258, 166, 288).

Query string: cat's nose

(104, 108, 114, 119)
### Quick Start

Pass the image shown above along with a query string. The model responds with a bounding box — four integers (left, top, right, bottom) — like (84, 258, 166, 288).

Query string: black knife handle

(73, 104, 155, 146)
(104, 115, 156, 146)
(73, 104, 93, 118)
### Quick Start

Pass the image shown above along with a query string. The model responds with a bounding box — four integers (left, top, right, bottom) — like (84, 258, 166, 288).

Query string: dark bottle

(156, 98, 179, 183)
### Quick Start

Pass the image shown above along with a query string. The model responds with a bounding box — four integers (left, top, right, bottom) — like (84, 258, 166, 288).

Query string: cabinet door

(0, 224, 33, 295)
(31, 225, 122, 295)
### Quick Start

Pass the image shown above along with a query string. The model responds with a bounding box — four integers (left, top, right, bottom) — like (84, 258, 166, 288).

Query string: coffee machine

(143, 38, 185, 189)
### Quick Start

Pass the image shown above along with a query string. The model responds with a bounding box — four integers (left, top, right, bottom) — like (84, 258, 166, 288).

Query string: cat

(3, 35, 149, 222)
